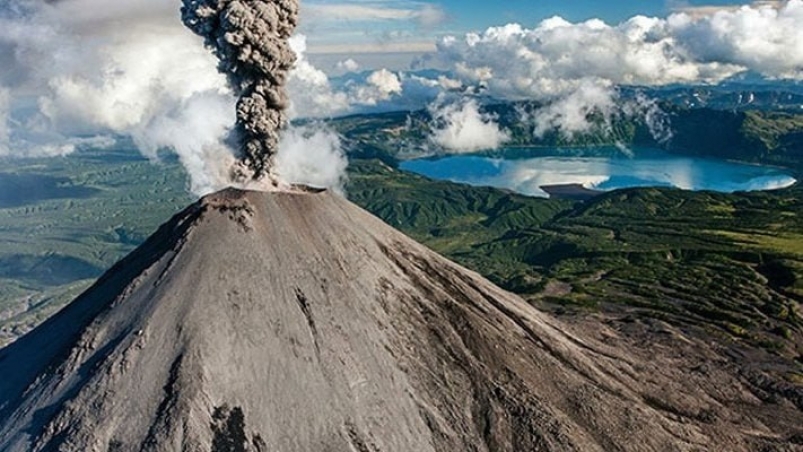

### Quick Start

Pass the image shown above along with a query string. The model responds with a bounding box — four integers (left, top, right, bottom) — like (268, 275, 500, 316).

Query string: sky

(299, 0, 783, 56)
(0, 0, 801, 193)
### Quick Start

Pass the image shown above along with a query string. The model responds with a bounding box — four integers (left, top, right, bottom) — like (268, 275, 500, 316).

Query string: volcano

(0, 188, 800, 451)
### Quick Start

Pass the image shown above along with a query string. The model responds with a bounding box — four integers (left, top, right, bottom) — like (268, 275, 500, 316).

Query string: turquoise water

(400, 149, 797, 197)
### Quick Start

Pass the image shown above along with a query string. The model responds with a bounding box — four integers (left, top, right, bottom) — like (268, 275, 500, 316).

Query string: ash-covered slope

(0, 188, 800, 451)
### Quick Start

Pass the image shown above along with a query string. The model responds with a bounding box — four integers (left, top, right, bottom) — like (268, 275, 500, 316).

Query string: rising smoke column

(181, 0, 299, 184)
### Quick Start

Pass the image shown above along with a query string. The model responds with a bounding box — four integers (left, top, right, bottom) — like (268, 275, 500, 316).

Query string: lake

(399, 149, 797, 198)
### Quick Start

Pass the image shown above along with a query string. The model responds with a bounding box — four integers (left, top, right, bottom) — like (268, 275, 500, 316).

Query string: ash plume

(181, 0, 299, 184)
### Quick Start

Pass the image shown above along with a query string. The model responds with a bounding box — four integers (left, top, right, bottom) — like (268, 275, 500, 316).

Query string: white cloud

(349, 69, 403, 105)
(38, 30, 228, 135)
(436, 1, 803, 99)
(303, 40, 437, 54)
(436, 19, 736, 102)
(129, 93, 236, 195)
(622, 91, 673, 143)
(518, 85, 673, 142)
(368, 68, 403, 94)
(336, 58, 360, 72)
(0, 0, 356, 195)
(279, 38, 352, 191)
(287, 36, 410, 117)
(436, 75, 463, 90)
(275, 124, 348, 193)
(532, 81, 618, 138)
(0, 0, 234, 193)
(429, 97, 509, 152)
(431, 1, 803, 139)
(670, 1, 803, 79)
(287, 35, 351, 118)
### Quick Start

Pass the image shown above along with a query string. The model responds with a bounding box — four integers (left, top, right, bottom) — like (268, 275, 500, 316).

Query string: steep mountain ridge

(0, 188, 801, 451)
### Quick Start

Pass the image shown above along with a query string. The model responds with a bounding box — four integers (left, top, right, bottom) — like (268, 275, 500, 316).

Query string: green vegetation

(0, 146, 192, 343)
(664, 108, 803, 170)
(330, 103, 803, 173)
(1, 105, 802, 368)
(347, 160, 572, 287)
(348, 161, 803, 358)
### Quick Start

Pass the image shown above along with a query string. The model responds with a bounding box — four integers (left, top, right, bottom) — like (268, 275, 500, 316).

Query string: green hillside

(330, 104, 803, 173)
(0, 111, 801, 398)
(348, 160, 803, 361)
(664, 108, 803, 169)
(0, 146, 192, 342)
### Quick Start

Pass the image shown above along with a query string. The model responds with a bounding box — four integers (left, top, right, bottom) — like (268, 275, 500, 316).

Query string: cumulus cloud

(0, 0, 235, 193)
(437, 18, 730, 100)
(350, 69, 403, 105)
(518, 85, 673, 142)
(287, 35, 350, 118)
(431, 1, 803, 140)
(287, 35, 412, 117)
(531, 81, 617, 138)
(336, 58, 360, 73)
(38, 31, 228, 135)
(280, 38, 351, 192)
(429, 97, 509, 153)
(0, 0, 351, 195)
(275, 124, 348, 193)
(671, 1, 803, 79)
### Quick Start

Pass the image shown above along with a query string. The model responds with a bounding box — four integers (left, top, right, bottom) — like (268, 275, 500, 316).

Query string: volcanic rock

(0, 188, 801, 451)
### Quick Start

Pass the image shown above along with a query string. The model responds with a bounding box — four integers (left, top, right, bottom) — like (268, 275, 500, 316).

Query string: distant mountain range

(329, 97, 803, 174)
(329, 69, 803, 114)
(624, 81, 803, 112)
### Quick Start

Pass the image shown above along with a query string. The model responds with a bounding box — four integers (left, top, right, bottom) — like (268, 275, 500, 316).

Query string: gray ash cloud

(181, 0, 299, 183)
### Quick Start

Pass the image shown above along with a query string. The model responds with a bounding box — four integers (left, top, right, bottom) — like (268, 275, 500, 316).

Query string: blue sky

(442, 0, 746, 27)
(299, 0, 770, 54)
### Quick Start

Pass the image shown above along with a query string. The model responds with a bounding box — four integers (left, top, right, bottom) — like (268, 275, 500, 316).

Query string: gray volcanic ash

(181, 0, 299, 184)
(0, 189, 801, 451)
